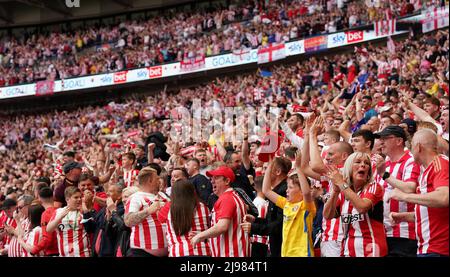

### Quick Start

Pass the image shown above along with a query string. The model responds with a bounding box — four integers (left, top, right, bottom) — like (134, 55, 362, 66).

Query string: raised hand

(12, 210, 23, 222)
(59, 206, 71, 219)
(148, 143, 156, 152)
(294, 150, 302, 169)
(325, 164, 345, 188)
(106, 197, 117, 213)
(310, 116, 325, 136)
(82, 190, 94, 212)
(373, 154, 387, 176)
(304, 113, 316, 136)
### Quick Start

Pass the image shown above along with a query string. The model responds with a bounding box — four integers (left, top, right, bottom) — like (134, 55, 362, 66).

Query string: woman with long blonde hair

(323, 152, 387, 257)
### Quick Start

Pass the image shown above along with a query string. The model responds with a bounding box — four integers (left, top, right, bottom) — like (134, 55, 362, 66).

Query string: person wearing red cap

(190, 165, 250, 257)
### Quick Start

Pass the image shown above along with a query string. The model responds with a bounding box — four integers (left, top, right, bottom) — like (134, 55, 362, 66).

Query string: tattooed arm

(124, 201, 161, 227)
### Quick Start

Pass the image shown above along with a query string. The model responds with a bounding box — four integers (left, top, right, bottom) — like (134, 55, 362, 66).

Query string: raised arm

(47, 207, 69, 233)
(147, 143, 156, 164)
(213, 131, 227, 161)
(331, 89, 345, 112)
(261, 161, 281, 204)
(300, 115, 322, 181)
(309, 117, 327, 174)
(355, 94, 364, 122)
(98, 165, 116, 185)
(241, 128, 252, 171)
(294, 150, 313, 203)
(338, 119, 352, 143)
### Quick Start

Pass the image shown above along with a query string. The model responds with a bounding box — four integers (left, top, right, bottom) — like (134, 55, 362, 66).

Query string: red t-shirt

(210, 189, 250, 257)
(415, 155, 449, 256)
(31, 207, 59, 256)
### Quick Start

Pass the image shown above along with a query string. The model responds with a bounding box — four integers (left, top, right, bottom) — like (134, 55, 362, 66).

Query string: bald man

(390, 129, 449, 257)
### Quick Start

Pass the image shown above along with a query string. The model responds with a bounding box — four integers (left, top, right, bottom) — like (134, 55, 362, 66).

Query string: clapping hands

(325, 165, 345, 191)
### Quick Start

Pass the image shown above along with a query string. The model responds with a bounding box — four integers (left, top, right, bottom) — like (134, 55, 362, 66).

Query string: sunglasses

(17, 204, 29, 210)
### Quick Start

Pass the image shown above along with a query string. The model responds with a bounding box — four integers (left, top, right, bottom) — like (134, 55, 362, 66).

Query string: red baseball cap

(206, 166, 235, 183)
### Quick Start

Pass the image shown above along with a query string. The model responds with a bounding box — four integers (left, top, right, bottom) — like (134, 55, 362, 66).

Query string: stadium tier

(0, 0, 448, 261)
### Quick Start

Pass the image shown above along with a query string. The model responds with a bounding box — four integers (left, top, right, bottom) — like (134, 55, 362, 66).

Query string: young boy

(46, 187, 95, 257)
(262, 152, 316, 257)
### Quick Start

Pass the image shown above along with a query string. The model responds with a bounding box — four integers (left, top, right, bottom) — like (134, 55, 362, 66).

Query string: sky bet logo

(65, 0, 80, 8)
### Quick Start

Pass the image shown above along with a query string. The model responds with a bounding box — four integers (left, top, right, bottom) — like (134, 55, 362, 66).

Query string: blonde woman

(323, 152, 387, 257)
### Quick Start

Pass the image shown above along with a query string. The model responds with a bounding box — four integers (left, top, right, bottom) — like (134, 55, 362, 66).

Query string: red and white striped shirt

(251, 197, 269, 245)
(8, 219, 30, 257)
(54, 162, 63, 178)
(375, 60, 391, 78)
(125, 191, 167, 252)
(389, 58, 402, 71)
(338, 182, 388, 257)
(164, 202, 211, 257)
(22, 226, 44, 257)
(415, 155, 449, 256)
(376, 151, 420, 239)
(51, 209, 91, 257)
(321, 169, 344, 243)
(210, 189, 250, 257)
(123, 169, 139, 187)
(0, 211, 17, 250)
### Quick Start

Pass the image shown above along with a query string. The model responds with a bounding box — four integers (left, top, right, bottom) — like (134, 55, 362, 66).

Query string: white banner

(0, 83, 35, 99)
(286, 40, 305, 55)
(206, 49, 258, 70)
(327, 32, 346, 48)
(422, 6, 449, 33)
(257, 43, 286, 64)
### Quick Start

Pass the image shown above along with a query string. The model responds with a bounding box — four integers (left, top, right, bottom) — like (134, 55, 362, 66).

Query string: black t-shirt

(426, 51, 440, 63)
(189, 174, 212, 204)
(251, 179, 287, 257)
(53, 178, 77, 207)
(233, 164, 256, 201)
(135, 156, 148, 170)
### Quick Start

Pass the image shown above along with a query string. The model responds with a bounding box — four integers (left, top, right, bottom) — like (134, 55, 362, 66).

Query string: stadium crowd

(0, 0, 423, 87)
(0, 0, 449, 257)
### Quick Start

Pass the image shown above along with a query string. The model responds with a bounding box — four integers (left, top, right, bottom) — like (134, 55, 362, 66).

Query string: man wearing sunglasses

(0, 199, 17, 256)
(6, 195, 33, 257)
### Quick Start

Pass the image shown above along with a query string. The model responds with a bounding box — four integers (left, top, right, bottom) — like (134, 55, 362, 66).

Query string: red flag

(35, 80, 55, 96)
